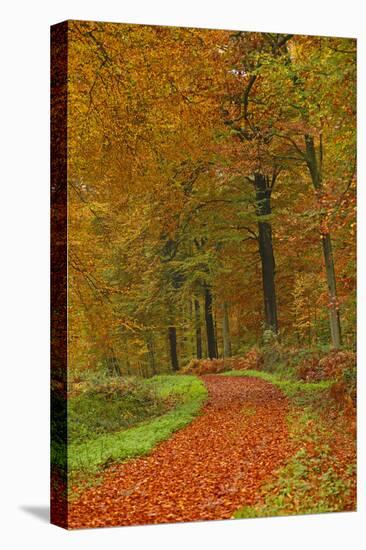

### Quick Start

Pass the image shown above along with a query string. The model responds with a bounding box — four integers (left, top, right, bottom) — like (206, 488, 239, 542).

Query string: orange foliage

(297, 350, 355, 382)
(182, 349, 264, 375)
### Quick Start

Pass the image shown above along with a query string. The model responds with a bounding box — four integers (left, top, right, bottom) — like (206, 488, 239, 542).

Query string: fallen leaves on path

(68, 375, 292, 529)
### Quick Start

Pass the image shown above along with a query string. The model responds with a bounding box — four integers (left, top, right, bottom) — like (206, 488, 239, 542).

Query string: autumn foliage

(50, 20, 357, 529)
(182, 349, 264, 375)
(297, 349, 356, 384)
(65, 21, 356, 378)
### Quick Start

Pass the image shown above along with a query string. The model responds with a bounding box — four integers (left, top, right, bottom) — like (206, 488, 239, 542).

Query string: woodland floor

(68, 375, 294, 529)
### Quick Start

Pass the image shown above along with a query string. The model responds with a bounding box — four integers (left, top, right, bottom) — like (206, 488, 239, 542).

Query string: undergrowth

(66, 375, 207, 475)
(223, 368, 356, 518)
(222, 369, 331, 408)
(68, 376, 176, 445)
(234, 409, 356, 518)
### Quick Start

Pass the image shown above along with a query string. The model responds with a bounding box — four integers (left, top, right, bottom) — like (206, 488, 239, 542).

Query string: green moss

(68, 378, 174, 445)
(67, 375, 207, 473)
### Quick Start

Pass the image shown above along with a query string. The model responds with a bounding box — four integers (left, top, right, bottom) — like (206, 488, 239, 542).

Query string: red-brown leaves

(68, 375, 292, 528)
(182, 350, 264, 375)
(297, 349, 356, 382)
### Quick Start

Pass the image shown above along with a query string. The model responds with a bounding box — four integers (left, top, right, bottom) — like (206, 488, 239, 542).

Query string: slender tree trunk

(168, 326, 179, 371)
(305, 134, 342, 348)
(314, 301, 318, 345)
(146, 332, 156, 375)
(254, 173, 278, 334)
(214, 317, 219, 357)
(204, 285, 217, 359)
(321, 233, 342, 348)
(188, 299, 195, 360)
(123, 335, 131, 375)
(222, 302, 232, 358)
(194, 299, 203, 359)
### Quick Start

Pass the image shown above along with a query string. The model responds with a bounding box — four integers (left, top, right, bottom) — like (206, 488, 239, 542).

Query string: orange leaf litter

(68, 375, 293, 529)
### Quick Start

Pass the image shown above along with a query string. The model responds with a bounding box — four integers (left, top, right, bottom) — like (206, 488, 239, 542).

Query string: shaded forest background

(67, 22, 356, 379)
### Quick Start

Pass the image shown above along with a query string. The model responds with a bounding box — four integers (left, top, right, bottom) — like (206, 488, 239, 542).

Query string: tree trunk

(194, 299, 202, 359)
(204, 285, 217, 359)
(188, 299, 195, 360)
(305, 134, 342, 348)
(146, 332, 156, 375)
(322, 233, 342, 348)
(168, 326, 179, 371)
(123, 335, 131, 375)
(214, 317, 219, 357)
(222, 302, 232, 358)
(254, 173, 278, 334)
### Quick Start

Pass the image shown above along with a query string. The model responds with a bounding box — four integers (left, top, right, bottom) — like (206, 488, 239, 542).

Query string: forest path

(68, 375, 293, 529)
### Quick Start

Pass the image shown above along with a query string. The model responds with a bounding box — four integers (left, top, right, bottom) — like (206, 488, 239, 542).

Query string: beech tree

(66, 22, 355, 377)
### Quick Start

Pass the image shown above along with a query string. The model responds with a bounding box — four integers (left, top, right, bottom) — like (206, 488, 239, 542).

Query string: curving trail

(68, 375, 293, 529)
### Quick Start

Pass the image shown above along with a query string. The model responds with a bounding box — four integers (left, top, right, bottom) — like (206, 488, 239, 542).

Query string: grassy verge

(221, 369, 331, 408)
(68, 377, 175, 445)
(234, 409, 356, 518)
(221, 369, 356, 517)
(67, 375, 207, 474)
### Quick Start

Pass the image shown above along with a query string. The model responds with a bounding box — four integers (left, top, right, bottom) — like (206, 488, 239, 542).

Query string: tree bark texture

(204, 285, 217, 359)
(222, 302, 232, 358)
(194, 299, 203, 359)
(254, 172, 279, 334)
(168, 326, 179, 371)
(305, 134, 342, 348)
